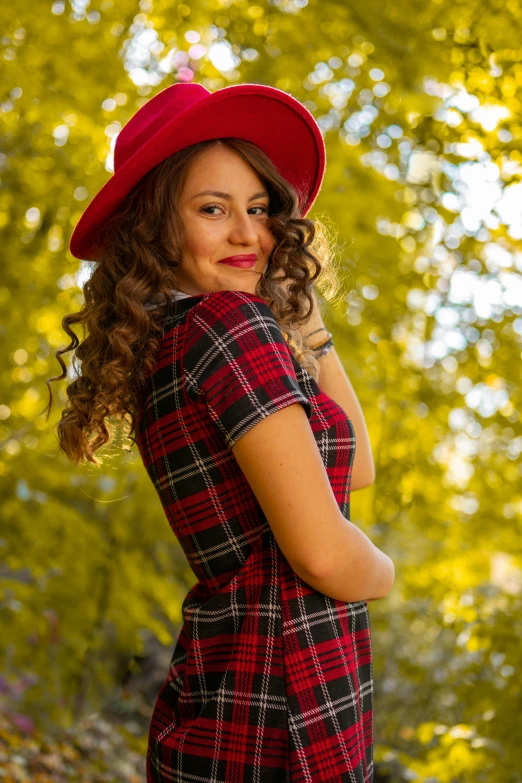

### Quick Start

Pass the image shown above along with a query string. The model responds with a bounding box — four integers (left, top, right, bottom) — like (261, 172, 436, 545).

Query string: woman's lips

(218, 255, 257, 268)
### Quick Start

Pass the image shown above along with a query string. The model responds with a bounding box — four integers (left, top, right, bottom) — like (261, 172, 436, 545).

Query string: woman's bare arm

(231, 403, 394, 603)
(297, 290, 375, 492)
(314, 347, 376, 491)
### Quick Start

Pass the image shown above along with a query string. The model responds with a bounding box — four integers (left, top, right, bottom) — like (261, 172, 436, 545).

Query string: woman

(46, 83, 394, 782)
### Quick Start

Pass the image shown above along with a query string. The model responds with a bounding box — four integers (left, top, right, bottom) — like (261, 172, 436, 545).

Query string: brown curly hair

(44, 137, 343, 466)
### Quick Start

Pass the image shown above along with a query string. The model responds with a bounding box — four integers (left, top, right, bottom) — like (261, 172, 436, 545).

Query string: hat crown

(114, 83, 209, 172)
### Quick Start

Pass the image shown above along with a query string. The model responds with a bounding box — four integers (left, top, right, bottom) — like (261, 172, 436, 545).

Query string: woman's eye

(199, 204, 268, 215)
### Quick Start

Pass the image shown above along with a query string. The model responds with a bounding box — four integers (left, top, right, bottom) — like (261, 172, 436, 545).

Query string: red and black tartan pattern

(136, 290, 373, 782)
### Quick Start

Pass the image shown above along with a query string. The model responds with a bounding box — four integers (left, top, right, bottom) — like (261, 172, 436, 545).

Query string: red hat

(69, 82, 326, 262)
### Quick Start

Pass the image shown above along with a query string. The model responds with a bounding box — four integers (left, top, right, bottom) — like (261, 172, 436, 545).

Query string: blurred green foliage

(1, 0, 522, 781)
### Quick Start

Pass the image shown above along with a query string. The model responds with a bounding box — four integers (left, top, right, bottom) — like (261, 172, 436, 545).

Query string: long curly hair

(44, 137, 343, 466)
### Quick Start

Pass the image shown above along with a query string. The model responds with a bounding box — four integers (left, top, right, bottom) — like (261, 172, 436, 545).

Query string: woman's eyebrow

(190, 190, 269, 201)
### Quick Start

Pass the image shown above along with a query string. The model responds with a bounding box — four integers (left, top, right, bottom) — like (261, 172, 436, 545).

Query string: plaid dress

(136, 289, 373, 783)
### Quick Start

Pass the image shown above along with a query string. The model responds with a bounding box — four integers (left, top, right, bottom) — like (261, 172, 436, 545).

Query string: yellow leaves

(275, 77, 294, 92)
(398, 471, 417, 499)
(376, 339, 390, 356)
(35, 310, 65, 348)
(467, 66, 495, 94)
(402, 210, 425, 231)
(432, 27, 447, 41)
(47, 223, 64, 253)
(501, 78, 517, 99)
(246, 5, 264, 19)
(460, 606, 478, 623)
(484, 373, 503, 389)
(252, 20, 268, 36)
(11, 366, 33, 383)
(499, 398, 514, 416)
(464, 634, 483, 652)
(399, 722, 490, 782)
(25, 336, 40, 353)
(438, 734, 488, 774)
(450, 49, 465, 67)
(13, 349, 28, 365)
(11, 388, 41, 420)
(416, 720, 438, 744)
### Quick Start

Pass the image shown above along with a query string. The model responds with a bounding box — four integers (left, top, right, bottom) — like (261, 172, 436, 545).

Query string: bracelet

(307, 332, 334, 355)
(306, 329, 333, 351)
(305, 329, 332, 349)
(304, 327, 329, 340)
(303, 326, 334, 357)
(312, 336, 334, 358)
(306, 330, 332, 349)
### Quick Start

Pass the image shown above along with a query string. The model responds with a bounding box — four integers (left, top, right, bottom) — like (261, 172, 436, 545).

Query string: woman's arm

(231, 403, 394, 602)
(297, 290, 375, 491)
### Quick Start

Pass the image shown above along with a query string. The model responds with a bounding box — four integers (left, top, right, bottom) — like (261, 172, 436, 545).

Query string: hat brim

(69, 83, 326, 261)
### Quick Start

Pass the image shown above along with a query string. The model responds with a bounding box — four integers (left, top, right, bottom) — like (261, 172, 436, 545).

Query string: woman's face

(175, 145, 276, 296)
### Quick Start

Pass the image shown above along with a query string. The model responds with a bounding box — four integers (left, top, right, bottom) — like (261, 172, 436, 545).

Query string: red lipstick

(218, 254, 257, 268)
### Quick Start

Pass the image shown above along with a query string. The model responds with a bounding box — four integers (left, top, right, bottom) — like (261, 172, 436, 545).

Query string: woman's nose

(229, 212, 259, 244)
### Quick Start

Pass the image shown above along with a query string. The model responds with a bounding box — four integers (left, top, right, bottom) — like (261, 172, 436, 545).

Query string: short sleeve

(183, 290, 313, 449)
